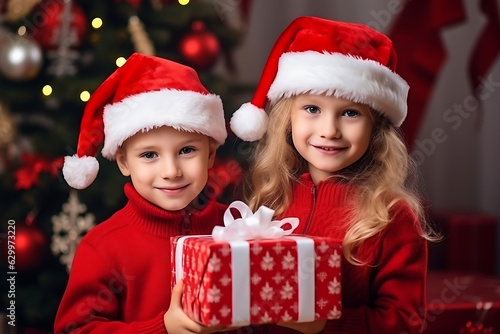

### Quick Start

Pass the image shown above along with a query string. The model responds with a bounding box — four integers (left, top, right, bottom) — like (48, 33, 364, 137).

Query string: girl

(230, 17, 437, 333)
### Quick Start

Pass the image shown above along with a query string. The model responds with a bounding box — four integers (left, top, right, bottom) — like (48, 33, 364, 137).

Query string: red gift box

(171, 235, 343, 327)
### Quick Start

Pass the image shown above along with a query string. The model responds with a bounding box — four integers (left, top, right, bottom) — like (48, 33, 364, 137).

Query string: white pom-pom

(62, 155, 99, 189)
(230, 102, 268, 142)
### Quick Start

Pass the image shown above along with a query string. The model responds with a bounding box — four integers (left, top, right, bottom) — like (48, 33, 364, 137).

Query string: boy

(55, 53, 231, 333)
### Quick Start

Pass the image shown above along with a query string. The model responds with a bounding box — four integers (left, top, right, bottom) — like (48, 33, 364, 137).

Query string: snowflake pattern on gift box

(328, 277, 341, 295)
(251, 273, 262, 285)
(273, 242, 285, 254)
(251, 243, 263, 255)
(328, 250, 341, 268)
(271, 303, 283, 314)
(261, 251, 275, 270)
(328, 306, 341, 319)
(208, 253, 221, 272)
(220, 305, 231, 317)
(260, 282, 274, 300)
(317, 298, 328, 309)
(280, 281, 294, 299)
(207, 285, 222, 303)
(219, 274, 231, 286)
(261, 312, 273, 323)
(281, 310, 293, 322)
(272, 272, 285, 284)
(282, 251, 295, 270)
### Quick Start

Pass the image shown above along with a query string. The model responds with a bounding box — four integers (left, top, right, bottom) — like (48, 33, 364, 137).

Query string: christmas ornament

(128, 15, 155, 56)
(2, 0, 43, 22)
(51, 191, 95, 272)
(459, 302, 496, 334)
(13, 153, 64, 190)
(44, 0, 85, 76)
(0, 30, 43, 81)
(30, 0, 87, 50)
(0, 102, 16, 153)
(179, 21, 220, 70)
(14, 214, 47, 271)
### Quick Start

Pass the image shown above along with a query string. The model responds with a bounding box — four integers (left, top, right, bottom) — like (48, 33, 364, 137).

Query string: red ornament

(179, 21, 220, 70)
(13, 153, 64, 190)
(460, 321, 496, 334)
(30, 0, 87, 50)
(9, 222, 47, 271)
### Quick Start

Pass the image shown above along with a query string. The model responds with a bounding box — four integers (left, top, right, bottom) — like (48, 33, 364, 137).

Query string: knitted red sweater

(54, 183, 227, 334)
(257, 173, 428, 334)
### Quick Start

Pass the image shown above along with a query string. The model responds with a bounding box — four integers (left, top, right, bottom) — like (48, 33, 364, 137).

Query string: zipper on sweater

(303, 184, 316, 234)
(180, 211, 192, 235)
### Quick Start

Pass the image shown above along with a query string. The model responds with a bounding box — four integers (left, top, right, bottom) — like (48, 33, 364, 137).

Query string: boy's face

(116, 126, 216, 211)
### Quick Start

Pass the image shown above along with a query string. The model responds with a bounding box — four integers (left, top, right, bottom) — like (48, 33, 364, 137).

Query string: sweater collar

(121, 183, 223, 238)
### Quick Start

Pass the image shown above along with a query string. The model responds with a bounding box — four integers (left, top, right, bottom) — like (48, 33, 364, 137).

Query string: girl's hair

(246, 95, 437, 265)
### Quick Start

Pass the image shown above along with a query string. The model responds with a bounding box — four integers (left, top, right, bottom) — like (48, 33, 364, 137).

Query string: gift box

(171, 201, 343, 327)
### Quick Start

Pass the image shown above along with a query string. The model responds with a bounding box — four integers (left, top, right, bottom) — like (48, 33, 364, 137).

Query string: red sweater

(54, 183, 227, 334)
(256, 173, 428, 334)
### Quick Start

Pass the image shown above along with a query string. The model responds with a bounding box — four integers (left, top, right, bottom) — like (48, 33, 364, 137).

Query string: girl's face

(291, 94, 374, 184)
(115, 126, 216, 211)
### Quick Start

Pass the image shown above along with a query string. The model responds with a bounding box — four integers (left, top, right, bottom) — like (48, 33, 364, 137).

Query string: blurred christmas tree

(0, 0, 253, 332)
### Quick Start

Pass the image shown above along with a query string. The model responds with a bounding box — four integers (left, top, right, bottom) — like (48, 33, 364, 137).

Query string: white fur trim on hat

(268, 51, 409, 126)
(101, 89, 226, 159)
(62, 155, 99, 190)
(230, 102, 269, 142)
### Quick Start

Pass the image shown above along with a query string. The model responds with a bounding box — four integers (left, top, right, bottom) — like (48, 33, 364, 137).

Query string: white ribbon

(212, 201, 299, 241)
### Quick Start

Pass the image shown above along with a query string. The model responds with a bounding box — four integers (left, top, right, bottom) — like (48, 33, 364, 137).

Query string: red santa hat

(230, 16, 409, 142)
(63, 53, 227, 189)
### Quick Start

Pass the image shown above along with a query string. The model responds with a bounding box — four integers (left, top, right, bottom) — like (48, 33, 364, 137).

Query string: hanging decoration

(0, 29, 43, 81)
(51, 190, 95, 272)
(0, 101, 16, 154)
(30, 0, 87, 50)
(39, 0, 87, 77)
(179, 20, 220, 70)
(14, 213, 48, 271)
(13, 153, 63, 190)
(2, 0, 43, 22)
(128, 15, 155, 56)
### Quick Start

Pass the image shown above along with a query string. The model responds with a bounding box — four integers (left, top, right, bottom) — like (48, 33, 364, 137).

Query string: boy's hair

(246, 96, 437, 265)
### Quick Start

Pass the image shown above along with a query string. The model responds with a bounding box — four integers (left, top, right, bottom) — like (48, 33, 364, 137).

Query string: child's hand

(277, 319, 326, 334)
(164, 280, 237, 334)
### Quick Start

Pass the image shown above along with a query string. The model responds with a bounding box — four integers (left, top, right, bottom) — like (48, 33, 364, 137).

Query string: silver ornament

(0, 33, 43, 81)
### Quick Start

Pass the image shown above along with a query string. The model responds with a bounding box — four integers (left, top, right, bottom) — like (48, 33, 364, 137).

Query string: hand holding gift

(171, 201, 343, 327)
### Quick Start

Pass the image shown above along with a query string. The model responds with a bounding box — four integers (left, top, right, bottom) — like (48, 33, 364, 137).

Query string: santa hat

(230, 16, 409, 142)
(63, 53, 227, 189)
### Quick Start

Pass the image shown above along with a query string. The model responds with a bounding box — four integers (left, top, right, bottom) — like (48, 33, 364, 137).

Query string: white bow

(212, 201, 299, 241)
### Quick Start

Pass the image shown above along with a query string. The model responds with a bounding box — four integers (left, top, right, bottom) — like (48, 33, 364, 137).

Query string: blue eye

(343, 109, 359, 117)
(140, 151, 157, 159)
(305, 106, 320, 114)
(180, 147, 196, 155)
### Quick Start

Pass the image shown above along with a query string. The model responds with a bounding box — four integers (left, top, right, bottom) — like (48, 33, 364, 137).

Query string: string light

(80, 91, 90, 102)
(92, 17, 103, 29)
(116, 57, 127, 67)
(17, 26, 27, 36)
(42, 85, 53, 96)
(178, 0, 189, 5)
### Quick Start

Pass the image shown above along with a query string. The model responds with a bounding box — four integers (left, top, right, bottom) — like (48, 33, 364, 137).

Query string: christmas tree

(0, 0, 252, 331)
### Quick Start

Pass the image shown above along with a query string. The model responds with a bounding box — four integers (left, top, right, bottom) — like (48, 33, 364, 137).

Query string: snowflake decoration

(207, 253, 221, 272)
(328, 305, 342, 319)
(259, 282, 274, 300)
(328, 250, 341, 268)
(281, 311, 293, 322)
(280, 281, 294, 300)
(317, 241, 330, 253)
(207, 285, 222, 303)
(51, 190, 95, 272)
(261, 251, 275, 270)
(328, 277, 341, 295)
(281, 251, 295, 270)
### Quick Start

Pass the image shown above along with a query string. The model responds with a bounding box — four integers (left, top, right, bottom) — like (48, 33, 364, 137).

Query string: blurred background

(0, 0, 499, 333)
